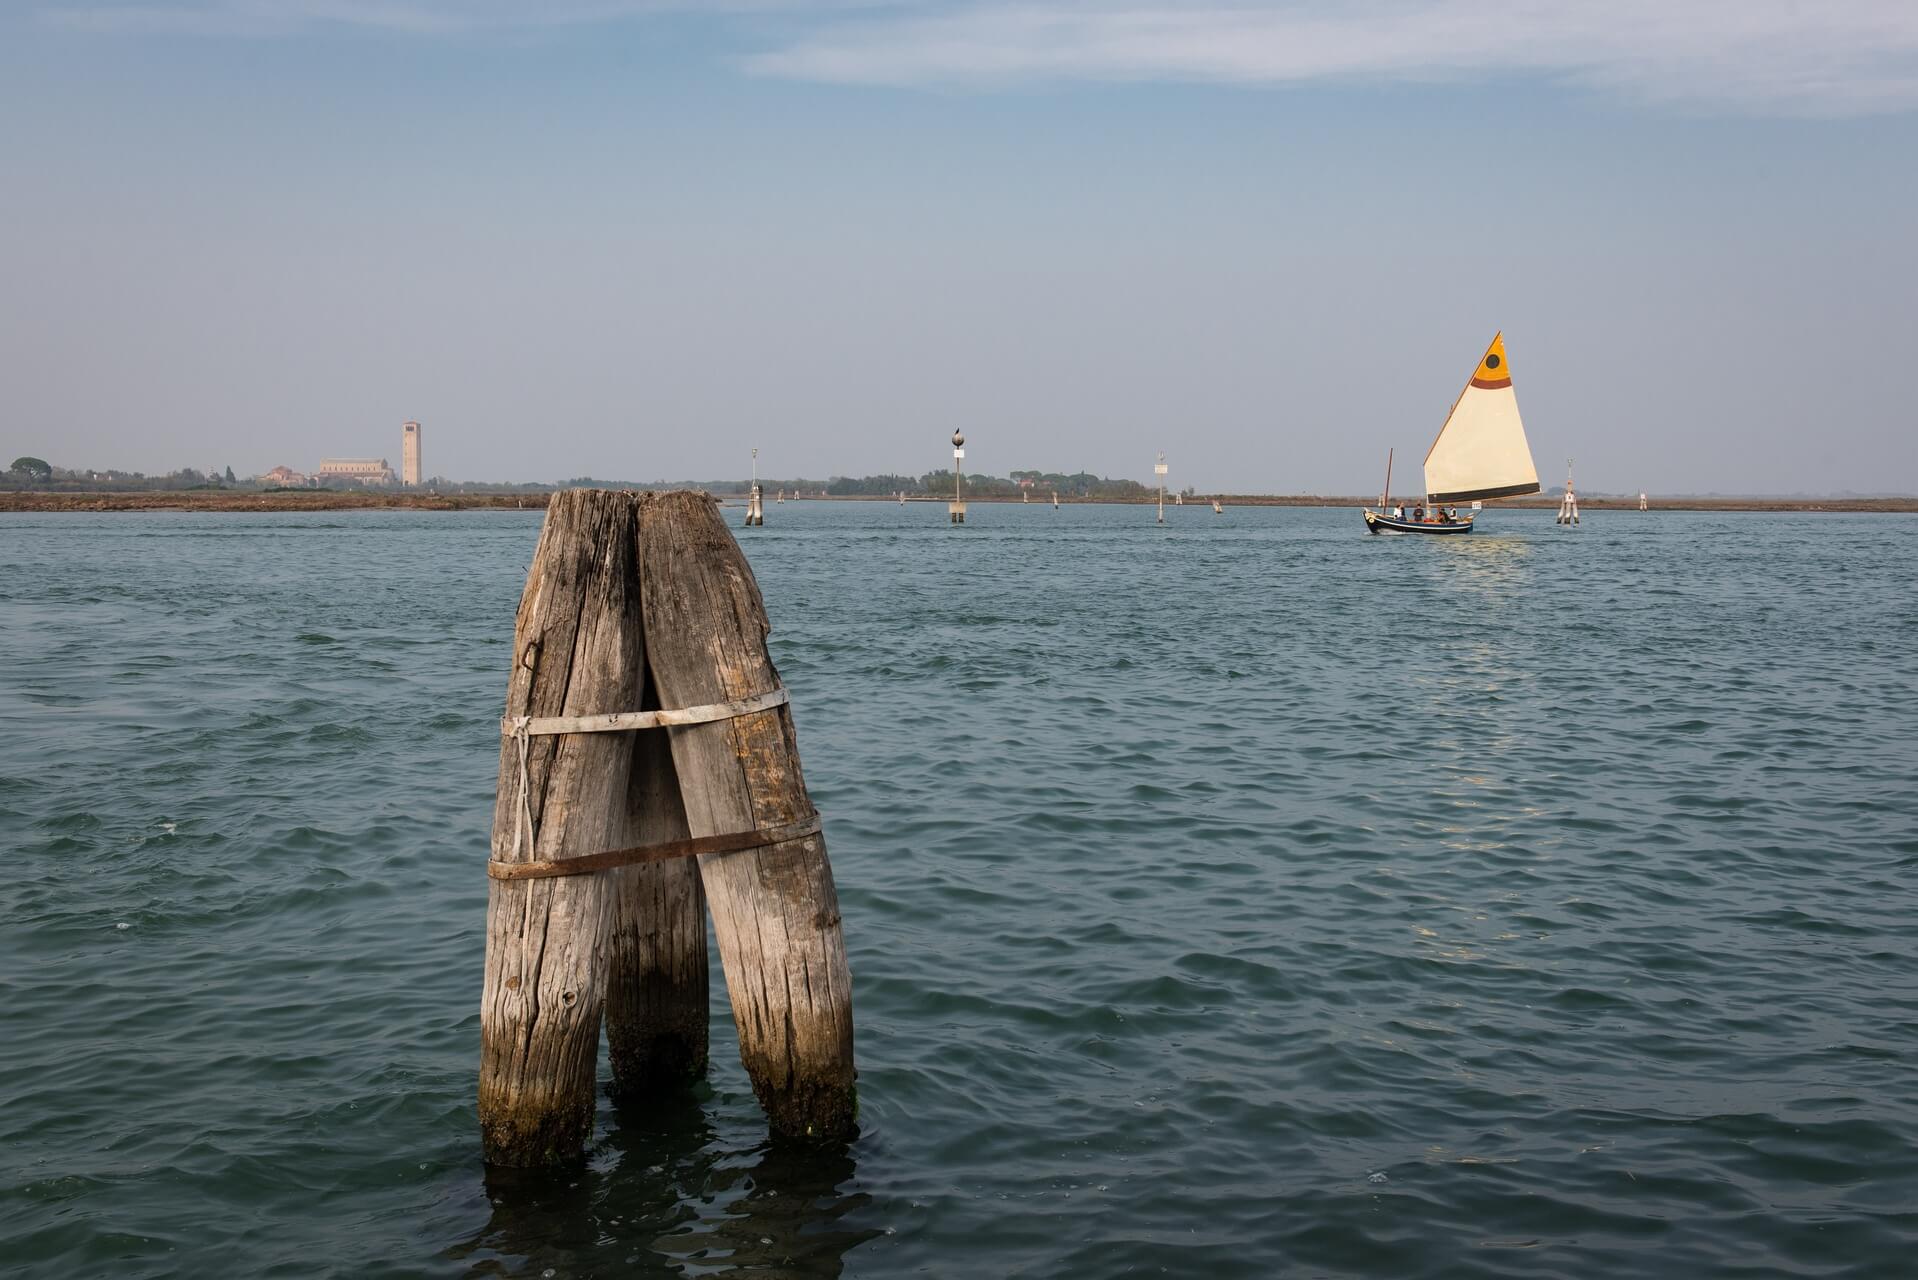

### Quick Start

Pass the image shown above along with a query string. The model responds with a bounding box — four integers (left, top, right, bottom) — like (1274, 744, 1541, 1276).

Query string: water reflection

(1435, 528, 1536, 604)
(449, 1095, 877, 1278)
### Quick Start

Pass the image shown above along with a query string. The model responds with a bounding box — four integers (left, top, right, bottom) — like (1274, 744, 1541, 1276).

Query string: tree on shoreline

(9, 456, 52, 485)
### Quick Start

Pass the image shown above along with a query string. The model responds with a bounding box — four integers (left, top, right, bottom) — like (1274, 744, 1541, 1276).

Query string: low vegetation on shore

(4, 490, 1912, 515)
(7, 452, 1910, 513)
(0, 490, 549, 512)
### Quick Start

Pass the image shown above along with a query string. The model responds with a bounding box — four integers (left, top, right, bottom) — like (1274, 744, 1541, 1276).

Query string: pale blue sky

(3, 2, 1915, 493)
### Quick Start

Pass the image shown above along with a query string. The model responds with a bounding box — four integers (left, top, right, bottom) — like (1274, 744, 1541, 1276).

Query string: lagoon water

(4, 501, 1917, 1278)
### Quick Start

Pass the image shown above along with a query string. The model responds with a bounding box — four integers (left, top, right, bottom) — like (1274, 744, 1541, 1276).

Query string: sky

(2, 1, 1915, 495)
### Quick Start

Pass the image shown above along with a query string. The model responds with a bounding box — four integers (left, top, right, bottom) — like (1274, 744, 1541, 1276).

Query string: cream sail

(1422, 332, 1540, 504)
(1363, 332, 1542, 535)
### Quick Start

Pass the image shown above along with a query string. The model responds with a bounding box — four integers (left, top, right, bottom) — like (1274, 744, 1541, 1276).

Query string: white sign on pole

(954, 449, 965, 460)
(1154, 464, 1168, 476)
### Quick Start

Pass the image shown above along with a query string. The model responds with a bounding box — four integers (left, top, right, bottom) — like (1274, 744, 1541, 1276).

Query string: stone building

(316, 458, 395, 485)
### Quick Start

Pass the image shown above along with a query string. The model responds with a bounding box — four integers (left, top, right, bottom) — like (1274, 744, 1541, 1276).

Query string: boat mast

(1380, 448, 1393, 510)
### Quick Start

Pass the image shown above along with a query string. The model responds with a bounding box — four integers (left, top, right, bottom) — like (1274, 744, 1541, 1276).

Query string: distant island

(2, 456, 1912, 513)
(0, 457, 1156, 502)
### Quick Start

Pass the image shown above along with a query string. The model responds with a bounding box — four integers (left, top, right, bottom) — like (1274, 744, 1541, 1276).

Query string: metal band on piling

(501, 687, 790, 738)
(498, 686, 796, 872)
(489, 814, 822, 880)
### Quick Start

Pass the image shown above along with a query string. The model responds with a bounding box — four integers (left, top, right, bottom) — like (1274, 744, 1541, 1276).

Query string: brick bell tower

(402, 421, 422, 486)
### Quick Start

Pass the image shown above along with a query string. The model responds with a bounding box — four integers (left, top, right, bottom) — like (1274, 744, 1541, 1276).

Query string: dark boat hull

(1363, 509, 1475, 535)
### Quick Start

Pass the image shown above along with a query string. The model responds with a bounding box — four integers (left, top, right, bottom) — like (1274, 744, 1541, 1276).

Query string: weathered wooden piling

(480, 489, 644, 1167)
(479, 488, 856, 1167)
(604, 713, 709, 1095)
(949, 431, 967, 524)
(638, 490, 857, 1139)
(744, 448, 764, 526)
(1557, 459, 1580, 526)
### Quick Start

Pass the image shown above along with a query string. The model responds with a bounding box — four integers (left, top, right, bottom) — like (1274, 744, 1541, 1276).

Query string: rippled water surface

(5, 502, 1917, 1278)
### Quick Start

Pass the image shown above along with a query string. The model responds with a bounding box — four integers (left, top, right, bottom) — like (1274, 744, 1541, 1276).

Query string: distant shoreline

(2, 491, 1913, 514)
(0, 491, 548, 513)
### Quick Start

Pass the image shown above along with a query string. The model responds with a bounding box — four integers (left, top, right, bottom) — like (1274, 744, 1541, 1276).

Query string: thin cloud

(743, 2, 1918, 116)
(39, 1, 1918, 115)
(40, 1, 840, 38)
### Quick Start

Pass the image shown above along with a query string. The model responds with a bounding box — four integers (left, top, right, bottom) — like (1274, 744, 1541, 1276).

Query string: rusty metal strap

(500, 686, 791, 867)
(502, 687, 788, 739)
(488, 814, 822, 881)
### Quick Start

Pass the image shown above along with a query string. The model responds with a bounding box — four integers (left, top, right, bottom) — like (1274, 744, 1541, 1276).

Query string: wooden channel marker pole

(1557, 458, 1580, 526)
(479, 488, 855, 1168)
(744, 447, 764, 526)
(949, 431, 967, 524)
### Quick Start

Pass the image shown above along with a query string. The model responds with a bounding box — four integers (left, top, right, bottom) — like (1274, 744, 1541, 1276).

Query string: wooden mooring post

(479, 489, 855, 1168)
(640, 491, 856, 1138)
(1557, 459, 1580, 526)
(744, 448, 764, 526)
(949, 430, 967, 524)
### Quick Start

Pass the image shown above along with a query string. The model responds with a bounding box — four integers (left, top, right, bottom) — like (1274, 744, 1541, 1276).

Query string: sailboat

(1364, 332, 1540, 535)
